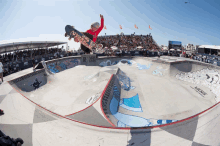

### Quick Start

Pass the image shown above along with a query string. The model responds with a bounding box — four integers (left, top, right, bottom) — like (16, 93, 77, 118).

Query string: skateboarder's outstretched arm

(93, 14, 104, 34)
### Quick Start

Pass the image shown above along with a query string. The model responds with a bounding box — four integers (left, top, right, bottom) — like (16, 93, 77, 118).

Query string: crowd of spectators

(96, 34, 160, 56)
(0, 47, 77, 77)
(0, 34, 161, 77)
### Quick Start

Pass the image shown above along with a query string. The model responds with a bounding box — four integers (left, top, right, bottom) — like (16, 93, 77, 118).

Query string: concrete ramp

(101, 57, 218, 128)
(8, 69, 51, 92)
(2, 56, 220, 146)
(9, 65, 115, 118)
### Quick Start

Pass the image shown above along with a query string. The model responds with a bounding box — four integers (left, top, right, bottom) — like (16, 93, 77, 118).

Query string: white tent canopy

(0, 41, 67, 54)
(198, 45, 220, 50)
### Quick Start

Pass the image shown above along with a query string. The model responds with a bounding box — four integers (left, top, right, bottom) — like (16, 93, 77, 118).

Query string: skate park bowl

(6, 55, 220, 145)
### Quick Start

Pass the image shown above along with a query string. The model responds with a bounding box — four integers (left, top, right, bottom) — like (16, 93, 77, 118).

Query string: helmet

(91, 22, 100, 28)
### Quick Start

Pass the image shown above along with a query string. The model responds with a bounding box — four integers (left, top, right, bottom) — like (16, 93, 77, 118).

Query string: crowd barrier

(193, 53, 220, 66)
(2, 51, 165, 77)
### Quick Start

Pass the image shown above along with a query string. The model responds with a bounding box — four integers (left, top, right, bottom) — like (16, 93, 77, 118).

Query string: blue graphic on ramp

(153, 70, 163, 76)
(152, 67, 165, 76)
(110, 84, 178, 127)
(47, 63, 59, 73)
(110, 86, 151, 127)
(118, 70, 135, 91)
(157, 119, 178, 125)
(59, 63, 67, 70)
(137, 63, 152, 70)
(130, 86, 135, 90)
(120, 59, 132, 65)
(123, 94, 141, 108)
(110, 92, 120, 115)
(114, 112, 152, 127)
(112, 61, 119, 65)
(117, 121, 126, 127)
(119, 94, 143, 112)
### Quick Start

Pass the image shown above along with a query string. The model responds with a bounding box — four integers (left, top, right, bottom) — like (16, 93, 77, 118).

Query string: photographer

(0, 130, 24, 146)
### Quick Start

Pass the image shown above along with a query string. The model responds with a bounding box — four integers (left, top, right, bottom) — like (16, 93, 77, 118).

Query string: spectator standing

(54, 52, 56, 58)
(32, 57, 35, 72)
(0, 60, 3, 83)
(157, 50, 160, 58)
(183, 51, 186, 57)
(0, 130, 24, 146)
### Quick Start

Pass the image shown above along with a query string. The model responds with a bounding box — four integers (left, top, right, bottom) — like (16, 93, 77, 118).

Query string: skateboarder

(71, 14, 104, 54)
(157, 50, 161, 58)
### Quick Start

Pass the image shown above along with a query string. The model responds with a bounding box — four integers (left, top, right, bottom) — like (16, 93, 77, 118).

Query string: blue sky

(0, 0, 220, 50)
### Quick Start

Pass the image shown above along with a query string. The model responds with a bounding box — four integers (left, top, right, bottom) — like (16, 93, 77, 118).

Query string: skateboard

(65, 25, 104, 54)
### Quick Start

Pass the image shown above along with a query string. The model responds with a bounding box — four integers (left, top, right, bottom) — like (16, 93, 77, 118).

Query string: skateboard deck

(65, 25, 104, 54)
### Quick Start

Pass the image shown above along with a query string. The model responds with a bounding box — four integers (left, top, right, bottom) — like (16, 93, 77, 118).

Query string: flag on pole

(149, 25, 152, 30)
(134, 24, 138, 29)
(119, 25, 122, 29)
(104, 25, 107, 29)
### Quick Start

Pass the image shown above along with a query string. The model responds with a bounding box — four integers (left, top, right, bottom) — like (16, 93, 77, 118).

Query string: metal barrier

(195, 54, 220, 66)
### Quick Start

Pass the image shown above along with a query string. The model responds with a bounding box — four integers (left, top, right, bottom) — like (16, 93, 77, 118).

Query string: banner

(119, 25, 122, 29)
(168, 41, 182, 49)
(134, 24, 138, 29)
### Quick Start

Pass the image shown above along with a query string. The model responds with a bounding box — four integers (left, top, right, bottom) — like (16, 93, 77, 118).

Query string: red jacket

(86, 18, 104, 42)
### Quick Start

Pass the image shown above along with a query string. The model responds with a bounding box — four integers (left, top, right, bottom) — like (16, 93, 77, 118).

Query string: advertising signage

(169, 41, 182, 45)
(168, 41, 182, 50)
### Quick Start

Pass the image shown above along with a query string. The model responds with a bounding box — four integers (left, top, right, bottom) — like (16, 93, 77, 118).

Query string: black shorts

(81, 33, 93, 54)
